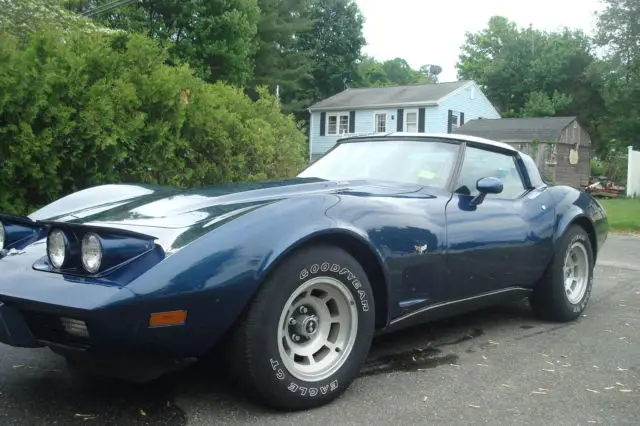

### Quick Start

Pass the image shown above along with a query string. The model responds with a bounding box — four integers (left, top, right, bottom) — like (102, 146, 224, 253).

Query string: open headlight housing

(36, 222, 161, 278)
(0, 214, 45, 253)
(81, 232, 103, 274)
(47, 229, 69, 269)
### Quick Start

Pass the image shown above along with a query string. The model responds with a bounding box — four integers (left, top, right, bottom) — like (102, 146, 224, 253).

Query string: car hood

(27, 178, 423, 253)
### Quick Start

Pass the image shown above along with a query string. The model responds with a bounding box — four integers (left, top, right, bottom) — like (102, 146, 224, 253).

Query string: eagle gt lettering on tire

(228, 244, 375, 410)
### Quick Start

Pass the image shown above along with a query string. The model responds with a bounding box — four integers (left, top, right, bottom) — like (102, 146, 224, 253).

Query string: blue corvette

(0, 133, 608, 410)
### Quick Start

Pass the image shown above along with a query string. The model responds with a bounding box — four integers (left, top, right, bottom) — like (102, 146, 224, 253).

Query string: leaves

(0, 0, 114, 42)
(456, 15, 606, 149)
(68, 0, 369, 126)
(521, 91, 573, 118)
(63, 0, 261, 87)
(355, 56, 433, 88)
(296, 0, 366, 102)
(0, 28, 307, 215)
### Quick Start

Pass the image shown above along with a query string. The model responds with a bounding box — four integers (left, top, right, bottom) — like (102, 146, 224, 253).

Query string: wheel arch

(556, 213, 598, 262)
(571, 216, 598, 261)
(549, 186, 601, 263)
(259, 229, 391, 330)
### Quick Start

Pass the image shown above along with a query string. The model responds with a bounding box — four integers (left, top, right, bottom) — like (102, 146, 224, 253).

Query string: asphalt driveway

(0, 234, 638, 425)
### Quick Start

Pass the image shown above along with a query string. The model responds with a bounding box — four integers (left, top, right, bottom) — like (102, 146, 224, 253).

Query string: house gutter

(308, 100, 439, 113)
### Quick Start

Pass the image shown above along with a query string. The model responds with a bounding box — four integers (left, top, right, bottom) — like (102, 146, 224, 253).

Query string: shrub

(0, 28, 307, 215)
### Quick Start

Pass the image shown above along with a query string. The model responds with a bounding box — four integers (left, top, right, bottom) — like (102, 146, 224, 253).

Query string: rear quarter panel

(547, 185, 609, 258)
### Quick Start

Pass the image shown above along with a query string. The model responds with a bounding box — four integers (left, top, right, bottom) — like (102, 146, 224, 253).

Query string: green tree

(521, 91, 573, 117)
(297, 0, 366, 100)
(66, 0, 260, 86)
(250, 0, 314, 116)
(356, 56, 391, 87)
(381, 58, 430, 85)
(593, 0, 640, 153)
(457, 16, 606, 147)
(420, 65, 442, 83)
(457, 16, 522, 113)
(0, 28, 306, 215)
(595, 0, 640, 81)
(0, 0, 109, 41)
(355, 56, 434, 87)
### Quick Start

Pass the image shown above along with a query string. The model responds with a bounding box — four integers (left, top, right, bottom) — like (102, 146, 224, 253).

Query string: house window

(327, 115, 337, 135)
(405, 110, 418, 132)
(339, 115, 349, 134)
(327, 113, 350, 135)
(374, 112, 387, 132)
(451, 113, 459, 128)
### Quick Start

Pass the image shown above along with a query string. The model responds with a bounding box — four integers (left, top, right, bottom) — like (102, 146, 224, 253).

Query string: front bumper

(0, 300, 198, 382)
(0, 302, 42, 348)
(0, 246, 220, 359)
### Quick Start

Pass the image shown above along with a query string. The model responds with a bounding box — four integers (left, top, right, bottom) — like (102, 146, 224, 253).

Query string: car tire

(227, 244, 375, 411)
(529, 224, 594, 322)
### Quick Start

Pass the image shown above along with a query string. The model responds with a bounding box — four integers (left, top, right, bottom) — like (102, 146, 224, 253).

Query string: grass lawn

(598, 198, 640, 233)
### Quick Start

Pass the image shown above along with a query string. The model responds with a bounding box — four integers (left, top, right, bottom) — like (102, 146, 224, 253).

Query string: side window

(454, 146, 526, 199)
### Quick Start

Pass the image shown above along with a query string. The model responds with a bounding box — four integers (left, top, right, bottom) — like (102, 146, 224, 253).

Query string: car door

(444, 144, 555, 301)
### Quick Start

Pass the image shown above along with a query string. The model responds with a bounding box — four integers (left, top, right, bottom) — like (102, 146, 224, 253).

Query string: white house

(307, 80, 501, 162)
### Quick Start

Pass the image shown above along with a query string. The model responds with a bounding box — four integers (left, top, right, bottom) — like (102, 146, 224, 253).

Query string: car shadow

(170, 298, 552, 413)
(0, 357, 188, 425)
(0, 299, 554, 424)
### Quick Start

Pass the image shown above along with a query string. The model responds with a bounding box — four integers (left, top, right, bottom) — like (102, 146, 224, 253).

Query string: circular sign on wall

(569, 148, 579, 165)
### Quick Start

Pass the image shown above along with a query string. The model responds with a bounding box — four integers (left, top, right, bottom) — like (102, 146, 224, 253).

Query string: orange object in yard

(149, 310, 187, 327)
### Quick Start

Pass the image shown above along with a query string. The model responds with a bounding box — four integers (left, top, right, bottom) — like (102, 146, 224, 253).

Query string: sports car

(0, 133, 608, 411)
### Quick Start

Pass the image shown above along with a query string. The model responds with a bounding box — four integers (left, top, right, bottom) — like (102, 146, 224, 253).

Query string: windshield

(298, 140, 460, 188)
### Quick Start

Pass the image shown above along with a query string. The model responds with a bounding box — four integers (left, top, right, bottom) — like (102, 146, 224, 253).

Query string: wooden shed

(454, 116, 592, 188)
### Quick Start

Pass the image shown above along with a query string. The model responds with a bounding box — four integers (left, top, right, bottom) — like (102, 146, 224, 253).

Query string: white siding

(432, 82, 501, 133)
(309, 109, 398, 156)
(308, 82, 501, 157)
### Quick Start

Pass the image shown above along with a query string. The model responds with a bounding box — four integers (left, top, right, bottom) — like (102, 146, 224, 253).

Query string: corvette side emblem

(414, 244, 428, 255)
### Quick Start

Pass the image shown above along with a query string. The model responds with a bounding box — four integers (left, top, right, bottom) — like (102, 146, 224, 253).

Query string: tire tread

(226, 243, 375, 411)
(530, 224, 594, 322)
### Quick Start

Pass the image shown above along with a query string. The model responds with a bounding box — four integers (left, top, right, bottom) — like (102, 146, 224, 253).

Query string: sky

(355, 0, 604, 82)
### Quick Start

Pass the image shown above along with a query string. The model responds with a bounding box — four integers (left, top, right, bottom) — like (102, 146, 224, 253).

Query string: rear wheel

(530, 225, 594, 322)
(227, 244, 375, 410)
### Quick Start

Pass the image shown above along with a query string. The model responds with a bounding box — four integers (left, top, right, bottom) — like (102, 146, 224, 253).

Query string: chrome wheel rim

(277, 276, 359, 382)
(564, 241, 589, 304)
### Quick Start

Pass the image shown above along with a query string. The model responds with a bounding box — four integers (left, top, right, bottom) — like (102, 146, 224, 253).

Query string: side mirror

(470, 177, 503, 206)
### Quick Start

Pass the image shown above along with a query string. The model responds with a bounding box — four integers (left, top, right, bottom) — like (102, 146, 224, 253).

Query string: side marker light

(149, 310, 187, 327)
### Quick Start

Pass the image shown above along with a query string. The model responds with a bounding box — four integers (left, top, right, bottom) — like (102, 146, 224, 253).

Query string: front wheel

(530, 225, 594, 322)
(228, 244, 375, 410)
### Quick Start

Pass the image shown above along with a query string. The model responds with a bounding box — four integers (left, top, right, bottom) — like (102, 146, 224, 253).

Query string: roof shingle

(453, 117, 577, 142)
(308, 81, 471, 111)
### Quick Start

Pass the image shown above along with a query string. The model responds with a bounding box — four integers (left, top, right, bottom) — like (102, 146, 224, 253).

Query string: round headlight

(48, 229, 67, 269)
(81, 233, 102, 274)
(0, 221, 5, 249)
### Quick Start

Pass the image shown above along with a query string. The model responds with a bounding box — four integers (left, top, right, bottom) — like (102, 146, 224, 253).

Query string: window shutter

(447, 110, 453, 133)
(320, 112, 326, 136)
(418, 108, 426, 132)
(397, 109, 404, 131)
(460, 112, 465, 126)
(349, 111, 356, 133)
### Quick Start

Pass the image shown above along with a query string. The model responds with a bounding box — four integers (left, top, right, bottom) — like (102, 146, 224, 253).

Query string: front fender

(124, 194, 387, 354)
